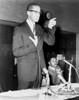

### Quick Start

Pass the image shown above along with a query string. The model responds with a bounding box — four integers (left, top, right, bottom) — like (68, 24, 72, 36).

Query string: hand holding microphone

(48, 18, 56, 29)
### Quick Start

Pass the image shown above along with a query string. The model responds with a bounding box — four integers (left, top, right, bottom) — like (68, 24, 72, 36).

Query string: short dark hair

(27, 2, 40, 11)
(47, 52, 57, 62)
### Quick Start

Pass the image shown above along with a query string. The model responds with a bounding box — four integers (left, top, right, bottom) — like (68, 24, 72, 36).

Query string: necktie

(33, 25, 38, 46)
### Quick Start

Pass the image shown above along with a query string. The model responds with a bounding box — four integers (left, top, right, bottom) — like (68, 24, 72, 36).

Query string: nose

(37, 13, 40, 18)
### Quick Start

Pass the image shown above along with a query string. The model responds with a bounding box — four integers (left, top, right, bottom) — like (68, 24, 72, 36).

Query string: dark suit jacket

(12, 21, 55, 84)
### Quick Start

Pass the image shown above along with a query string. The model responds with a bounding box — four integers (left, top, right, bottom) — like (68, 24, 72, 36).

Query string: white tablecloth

(0, 83, 79, 100)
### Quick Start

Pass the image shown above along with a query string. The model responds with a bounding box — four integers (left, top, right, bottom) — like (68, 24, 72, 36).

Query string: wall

(76, 34, 79, 82)
(40, 2, 79, 33)
(0, 23, 14, 92)
(0, 0, 79, 33)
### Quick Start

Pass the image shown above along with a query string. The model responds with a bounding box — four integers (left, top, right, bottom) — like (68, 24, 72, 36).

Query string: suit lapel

(25, 22, 40, 46)
(21, 21, 42, 47)
(22, 21, 35, 39)
(35, 24, 43, 48)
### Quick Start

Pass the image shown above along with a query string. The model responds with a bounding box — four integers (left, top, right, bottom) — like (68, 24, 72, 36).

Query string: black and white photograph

(0, 0, 79, 100)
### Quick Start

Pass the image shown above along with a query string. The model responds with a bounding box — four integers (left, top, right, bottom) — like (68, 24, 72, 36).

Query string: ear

(48, 62, 50, 65)
(27, 11, 29, 16)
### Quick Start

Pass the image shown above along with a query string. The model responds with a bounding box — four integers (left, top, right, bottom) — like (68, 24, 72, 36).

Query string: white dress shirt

(26, 19, 38, 47)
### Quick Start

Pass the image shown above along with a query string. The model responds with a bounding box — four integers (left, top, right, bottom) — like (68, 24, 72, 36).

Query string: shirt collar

(26, 19, 35, 33)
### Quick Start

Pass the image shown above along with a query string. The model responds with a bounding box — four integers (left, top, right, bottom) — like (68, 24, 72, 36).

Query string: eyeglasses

(28, 10, 41, 14)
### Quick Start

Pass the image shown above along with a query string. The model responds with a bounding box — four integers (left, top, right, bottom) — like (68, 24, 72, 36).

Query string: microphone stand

(67, 64, 76, 93)
(64, 60, 73, 91)
(57, 59, 78, 94)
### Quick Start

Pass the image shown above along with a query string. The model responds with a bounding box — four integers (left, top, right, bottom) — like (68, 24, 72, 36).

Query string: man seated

(48, 56, 66, 85)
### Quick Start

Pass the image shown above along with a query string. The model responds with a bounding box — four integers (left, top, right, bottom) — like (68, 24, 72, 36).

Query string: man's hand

(48, 18, 56, 29)
(46, 73, 50, 86)
(43, 68, 50, 86)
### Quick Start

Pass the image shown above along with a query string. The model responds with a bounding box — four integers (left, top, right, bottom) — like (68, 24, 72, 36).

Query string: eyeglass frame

(28, 10, 41, 14)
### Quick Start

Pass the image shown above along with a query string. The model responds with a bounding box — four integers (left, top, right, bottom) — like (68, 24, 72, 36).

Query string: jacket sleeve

(12, 27, 37, 57)
(36, 24, 56, 46)
(38, 48, 46, 69)
(43, 26, 56, 45)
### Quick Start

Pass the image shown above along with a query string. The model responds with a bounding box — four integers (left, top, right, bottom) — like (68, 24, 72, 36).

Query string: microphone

(63, 59, 79, 79)
(63, 59, 74, 68)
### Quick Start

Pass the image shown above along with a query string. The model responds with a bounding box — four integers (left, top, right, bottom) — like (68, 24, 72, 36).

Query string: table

(0, 83, 79, 100)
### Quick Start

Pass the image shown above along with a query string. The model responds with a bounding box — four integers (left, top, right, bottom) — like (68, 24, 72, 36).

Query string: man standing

(12, 2, 56, 90)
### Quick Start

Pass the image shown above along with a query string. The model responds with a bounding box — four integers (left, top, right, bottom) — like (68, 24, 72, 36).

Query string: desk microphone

(63, 59, 74, 67)
(63, 59, 79, 79)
